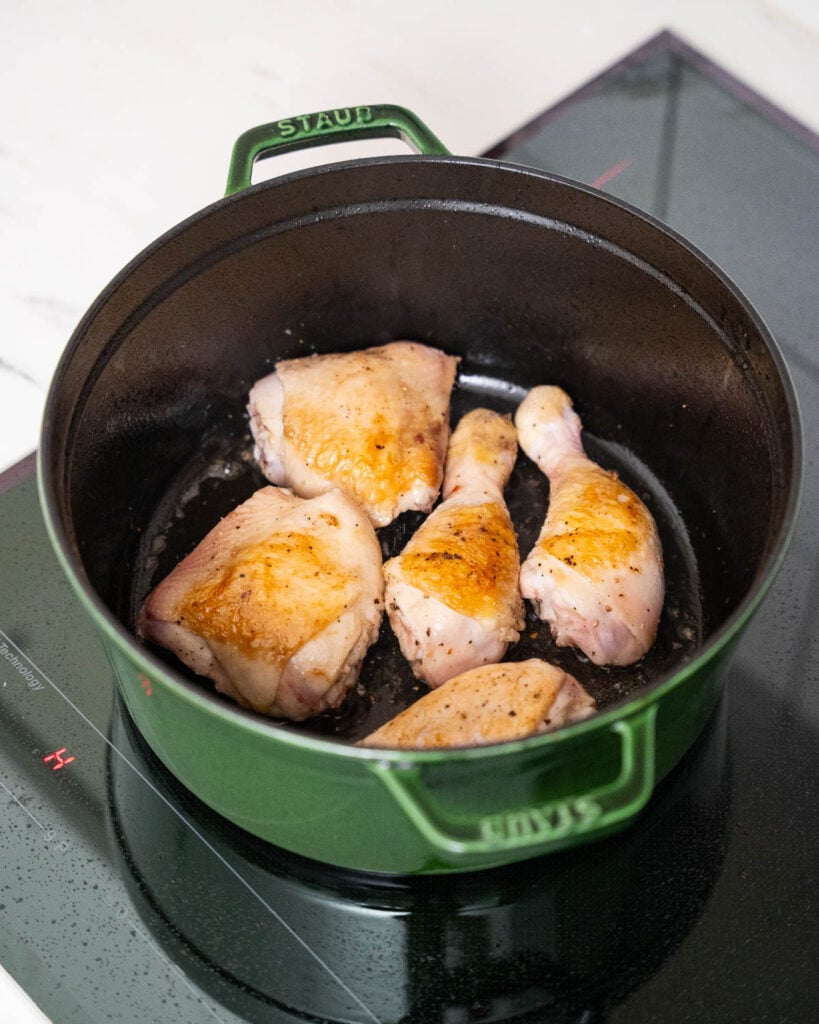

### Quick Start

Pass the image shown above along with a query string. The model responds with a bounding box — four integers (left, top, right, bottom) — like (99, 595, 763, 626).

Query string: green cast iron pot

(38, 106, 802, 874)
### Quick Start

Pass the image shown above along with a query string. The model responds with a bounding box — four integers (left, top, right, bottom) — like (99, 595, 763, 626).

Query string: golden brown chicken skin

(516, 386, 664, 666)
(384, 408, 525, 687)
(248, 341, 459, 527)
(359, 659, 595, 750)
(138, 486, 384, 721)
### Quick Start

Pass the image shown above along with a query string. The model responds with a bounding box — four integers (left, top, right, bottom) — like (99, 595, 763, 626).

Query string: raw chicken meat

(138, 486, 384, 721)
(248, 341, 459, 527)
(359, 659, 596, 750)
(515, 386, 664, 666)
(383, 408, 525, 687)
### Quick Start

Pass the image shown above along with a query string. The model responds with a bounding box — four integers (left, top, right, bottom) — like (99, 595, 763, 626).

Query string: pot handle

(225, 103, 450, 195)
(367, 704, 658, 866)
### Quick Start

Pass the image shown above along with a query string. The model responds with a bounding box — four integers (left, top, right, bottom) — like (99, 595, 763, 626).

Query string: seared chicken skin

(515, 386, 664, 666)
(383, 408, 525, 687)
(248, 341, 459, 527)
(359, 659, 595, 750)
(138, 486, 384, 721)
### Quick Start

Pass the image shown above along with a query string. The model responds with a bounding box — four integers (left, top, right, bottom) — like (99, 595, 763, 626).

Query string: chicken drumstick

(515, 386, 664, 666)
(384, 408, 525, 687)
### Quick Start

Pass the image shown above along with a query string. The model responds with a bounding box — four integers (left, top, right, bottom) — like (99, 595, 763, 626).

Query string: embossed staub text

(479, 797, 603, 844)
(274, 106, 373, 139)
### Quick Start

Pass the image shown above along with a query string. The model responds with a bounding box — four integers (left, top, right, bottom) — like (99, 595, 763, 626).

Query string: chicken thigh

(515, 386, 664, 666)
(138, 486, 384, 721)
(359, 659, 596, 750)
(383, 408, 525, 687)
(248, 341, 459, 527)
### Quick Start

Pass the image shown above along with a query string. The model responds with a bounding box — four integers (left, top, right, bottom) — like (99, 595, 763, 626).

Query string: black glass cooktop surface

(1, 32, 817, 1024)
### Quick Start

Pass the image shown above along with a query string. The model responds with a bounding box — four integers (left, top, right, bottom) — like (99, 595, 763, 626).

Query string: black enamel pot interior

(38, 107, 801, 873)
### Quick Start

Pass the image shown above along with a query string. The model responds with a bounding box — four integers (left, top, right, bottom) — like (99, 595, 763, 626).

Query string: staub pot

(39, 105, 801, 874)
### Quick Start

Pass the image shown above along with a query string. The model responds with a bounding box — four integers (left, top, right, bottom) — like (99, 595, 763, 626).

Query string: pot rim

(37, 152, 805, 764)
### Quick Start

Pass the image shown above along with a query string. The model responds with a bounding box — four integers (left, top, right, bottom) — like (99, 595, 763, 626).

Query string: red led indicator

(139, 674, 152, 696)
(590, 158, 633, 189)
(43, 748, 76, 771)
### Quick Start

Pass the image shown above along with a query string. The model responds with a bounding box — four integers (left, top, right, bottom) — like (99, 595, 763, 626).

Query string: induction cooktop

(1, 31, 818, 1024)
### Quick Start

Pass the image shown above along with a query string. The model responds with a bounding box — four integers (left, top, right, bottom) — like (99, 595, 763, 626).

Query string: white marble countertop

(1, 0, 818, 1019)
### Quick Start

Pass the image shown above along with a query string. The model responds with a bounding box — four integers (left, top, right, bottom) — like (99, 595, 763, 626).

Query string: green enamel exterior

(36, 390, 796, 874)
(35, 442, 755, 875)
(86, 609, 745, 873)
(94, 625, 730, 874)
